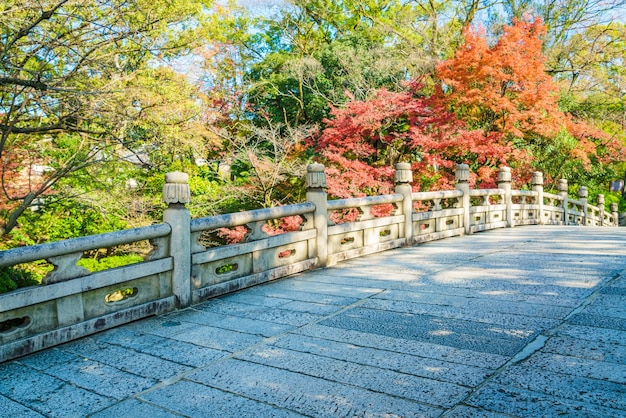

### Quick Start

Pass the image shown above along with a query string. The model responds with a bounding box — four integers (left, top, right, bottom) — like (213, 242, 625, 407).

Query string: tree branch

(0, 76, 48, 91)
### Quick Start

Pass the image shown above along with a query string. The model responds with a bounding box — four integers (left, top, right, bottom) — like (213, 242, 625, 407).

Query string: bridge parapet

(0, 164, 619, 362)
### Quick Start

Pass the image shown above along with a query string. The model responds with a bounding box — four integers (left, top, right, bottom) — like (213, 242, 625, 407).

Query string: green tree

(210, 1, 481, 127)
(0, 0, 214, 235)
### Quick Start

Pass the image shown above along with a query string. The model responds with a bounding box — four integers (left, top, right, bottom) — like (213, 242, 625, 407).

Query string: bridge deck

(2, 226, 626, 417)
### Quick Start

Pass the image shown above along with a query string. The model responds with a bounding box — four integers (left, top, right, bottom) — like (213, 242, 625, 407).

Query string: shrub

(77, 254, 144, 272)
(0, 266, 39, 294)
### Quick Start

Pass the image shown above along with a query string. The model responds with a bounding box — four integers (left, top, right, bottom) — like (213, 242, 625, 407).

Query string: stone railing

(0, 164, 619, 362)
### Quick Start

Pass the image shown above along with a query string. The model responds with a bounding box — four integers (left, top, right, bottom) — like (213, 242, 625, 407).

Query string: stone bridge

(1, 226, 626, 417)
(0, 164, 624, 416)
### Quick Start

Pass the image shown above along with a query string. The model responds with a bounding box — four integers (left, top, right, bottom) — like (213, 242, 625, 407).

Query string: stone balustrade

(0, 164, 620, 362)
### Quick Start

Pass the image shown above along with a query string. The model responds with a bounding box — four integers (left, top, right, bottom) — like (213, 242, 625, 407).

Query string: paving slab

(1, 226, 625, 417)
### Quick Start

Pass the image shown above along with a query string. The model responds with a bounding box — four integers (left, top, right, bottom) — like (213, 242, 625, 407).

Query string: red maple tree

(314, 82, 512, 197)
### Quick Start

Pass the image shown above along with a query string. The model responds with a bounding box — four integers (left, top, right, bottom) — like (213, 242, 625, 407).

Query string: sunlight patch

(429, 330, 454, 336)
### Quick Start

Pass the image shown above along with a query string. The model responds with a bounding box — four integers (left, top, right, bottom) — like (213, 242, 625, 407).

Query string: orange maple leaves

(436, 17, 563, 139)
(436, 16, 625, 176)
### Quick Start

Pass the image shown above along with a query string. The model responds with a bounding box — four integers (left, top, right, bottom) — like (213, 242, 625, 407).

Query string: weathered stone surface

(581, 302, 626, 319)
(372, 288, 572, 319)
(219, 292, 293, 307)
(556, 324, 626, 345)
(319, 307, 532, 356)
(144, 379, 306, 417)
(304, 268, 418, 288)
(39, 355, 157, 400)
(359, 297, 560, 330)
(568, 312, 626, 331)
(466, 383, 625, 417)
(236, 286, 361, 306)
(196, 299, 323, 326)
(0, 395, 44, 417)
(445, 405, 511, 418)
(295, 323, 510, 369)
(523, 352, 626, 384)
(90, 399, 181, 418)
(170, 324, 264, 352)
(0, 361, 115, 416)
(492, 364, 626, 410)
(61, 338, 192, 380)
(93, 327, 228, 367)
(541, 335, 626, 364)
(187, 359, 443, 417)
(271, 333, 492, 387)
(235, 345, 471, 407)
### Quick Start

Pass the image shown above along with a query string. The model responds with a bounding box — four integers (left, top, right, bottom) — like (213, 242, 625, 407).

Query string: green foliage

(7, 200, 128, 246)
(77, 255, 145, 272)
(0, 0, 217, 234)
(1, 0, 624, 249)
(0, 266, 39, 294)
(605, 193, 626, 212)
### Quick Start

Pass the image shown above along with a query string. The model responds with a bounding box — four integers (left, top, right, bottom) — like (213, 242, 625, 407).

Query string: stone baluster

(163, 171, 192, 308)
(455, 163, 471, 235)
(306, 163, 328, 267)
(557, 179, 569, 225)
(597, 194, 605, 226)
(578, 186, 588, 225)
(394, 162, 414, 245)
(498, 166, 513, 227)
(532, 171, 544, 225)
(611, 202, 619, 227)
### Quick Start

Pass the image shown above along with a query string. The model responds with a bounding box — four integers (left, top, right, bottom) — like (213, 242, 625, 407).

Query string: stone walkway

(1, 226, 626, 417)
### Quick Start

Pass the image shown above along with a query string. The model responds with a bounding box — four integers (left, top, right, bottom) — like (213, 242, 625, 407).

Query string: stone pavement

(1, 226, 626, 417)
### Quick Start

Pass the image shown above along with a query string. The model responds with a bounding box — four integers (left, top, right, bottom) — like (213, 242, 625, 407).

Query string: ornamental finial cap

(306, 163, 326, 189)
(163, 171, 190, 204)
(455, 163, 470, 183)
(394, 162, 413, 184)
(497, 166, 511, 183)
(596, 193, 604, 205)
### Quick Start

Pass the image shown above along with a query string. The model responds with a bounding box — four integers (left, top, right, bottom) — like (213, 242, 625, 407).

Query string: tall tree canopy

(315, 82, 512, 197)
(0, 0, 213, 234)
(1, 0, 625, 247)
(436, 17, 625, 186)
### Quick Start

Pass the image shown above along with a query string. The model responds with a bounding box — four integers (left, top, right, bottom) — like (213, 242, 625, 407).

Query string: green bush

(0, 266, 39, 294)
(77, 254, 144, 272)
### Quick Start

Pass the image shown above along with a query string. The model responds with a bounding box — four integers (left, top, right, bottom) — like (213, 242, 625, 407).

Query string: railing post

(498, 166, 513, 227)
(306, 163, 328, 267)
(162, 172, 192, 308)
(611, 203, 619, 227)
(578, 186, 588, 225)
(597, 194, 605, 226)
(532, 171, 544, 225)
(394, 163, 414, 245)
(455, 163, 471, 235)
(558, 179, 569, 225)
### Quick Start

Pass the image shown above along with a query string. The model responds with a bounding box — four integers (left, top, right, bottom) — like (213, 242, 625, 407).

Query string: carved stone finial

(497, 166, 511, 183)
(531, 171, 544, 186)
(394, 162, 413, 184)
(557, 179, 568, 193)
(596, 194, 605, 205)
(306, 163, 326, 189)
(610, 202, 619, 212)
(163, 171, 190, 204)
(455, 163, 470, 183)
(578, 186, 588, 199)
